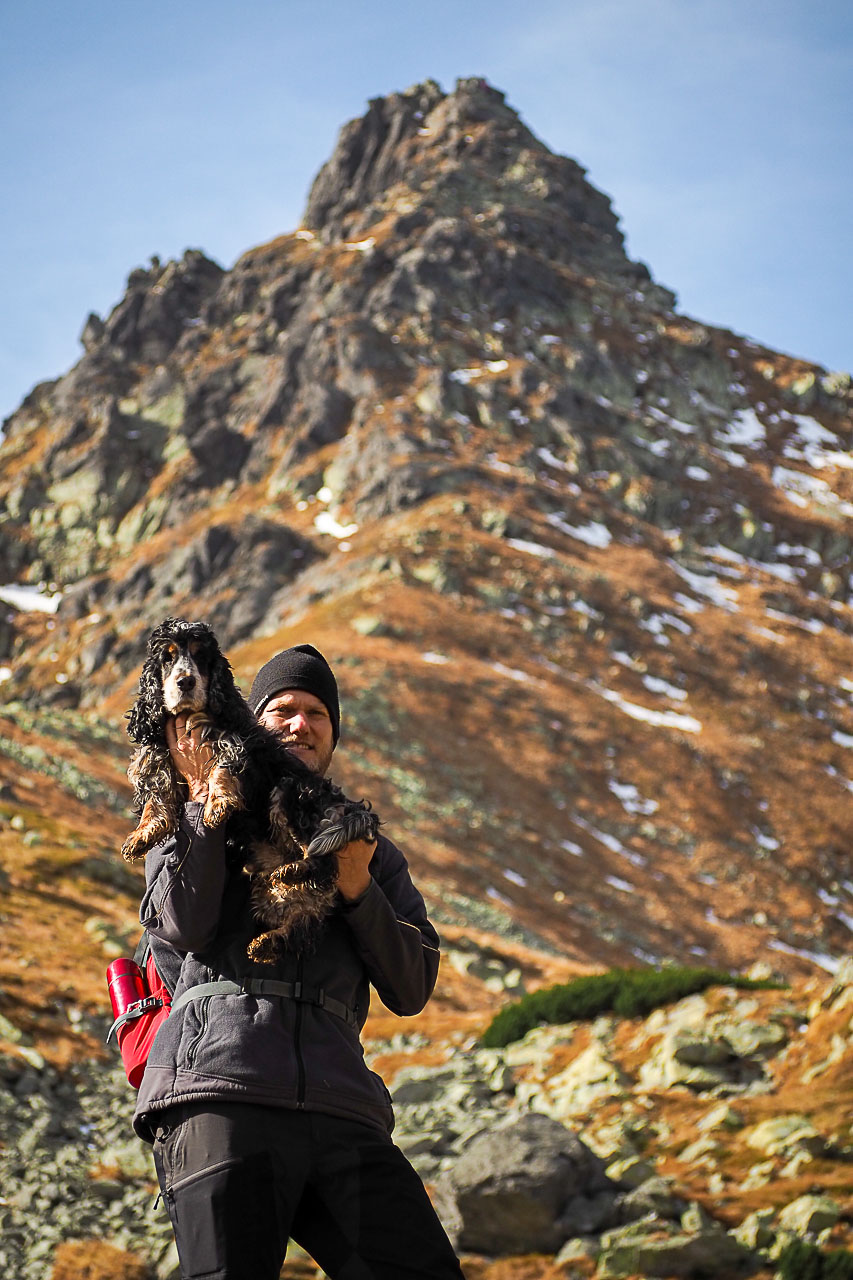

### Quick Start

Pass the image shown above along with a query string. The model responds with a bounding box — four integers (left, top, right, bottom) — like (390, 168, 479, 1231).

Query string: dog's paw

(203, 794, 238, 829)
(306, 808, 379, 858)
(246, 932, 280, 965)
(121, 831, 149, 862)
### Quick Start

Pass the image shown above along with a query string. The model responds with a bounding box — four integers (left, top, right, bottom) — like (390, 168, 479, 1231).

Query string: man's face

(258, 689, 335, 775)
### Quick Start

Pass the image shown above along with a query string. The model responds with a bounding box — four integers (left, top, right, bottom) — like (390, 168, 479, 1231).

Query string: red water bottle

(106, 957, 147, 1023)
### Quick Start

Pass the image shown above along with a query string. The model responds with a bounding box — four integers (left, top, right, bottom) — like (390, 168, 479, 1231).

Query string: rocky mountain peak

(78, 248, 224, 366)
(1, 78, 852, 992)
(303, 77, 629, 274)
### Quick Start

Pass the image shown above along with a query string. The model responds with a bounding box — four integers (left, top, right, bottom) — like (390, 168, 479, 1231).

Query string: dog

(122, 618, 380, 959)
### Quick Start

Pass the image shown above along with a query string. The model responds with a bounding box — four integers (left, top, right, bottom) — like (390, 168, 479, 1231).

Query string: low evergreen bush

(480, 965, 783, 1048)
(779, 1240, 853, 1279)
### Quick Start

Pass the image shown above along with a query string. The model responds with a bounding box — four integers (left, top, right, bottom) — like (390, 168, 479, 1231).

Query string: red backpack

(106, 934, 173, 1088)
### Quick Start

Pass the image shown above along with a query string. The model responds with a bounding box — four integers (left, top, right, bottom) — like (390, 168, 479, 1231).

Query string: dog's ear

(127, 655, 166, 743)
(148, 619, 176, 654)
(208, 652, 238, 720)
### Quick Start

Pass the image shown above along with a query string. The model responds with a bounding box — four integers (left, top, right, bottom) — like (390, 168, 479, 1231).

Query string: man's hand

(336, 838, 377, 903)
(166, 714, 215, 804)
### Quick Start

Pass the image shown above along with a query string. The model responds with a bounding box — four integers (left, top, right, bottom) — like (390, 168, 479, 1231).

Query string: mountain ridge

(1, 73, 853, 999)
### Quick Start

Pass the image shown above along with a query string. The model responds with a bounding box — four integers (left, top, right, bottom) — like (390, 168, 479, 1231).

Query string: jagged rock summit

(303, 78, 639, 278)
(1, 76, 853, 980)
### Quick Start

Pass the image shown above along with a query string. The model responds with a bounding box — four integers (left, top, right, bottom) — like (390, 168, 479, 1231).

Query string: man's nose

(286, 711, 309, 733)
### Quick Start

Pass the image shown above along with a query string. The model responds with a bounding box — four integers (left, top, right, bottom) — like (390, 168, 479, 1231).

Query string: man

(133, 643, 464, 1280)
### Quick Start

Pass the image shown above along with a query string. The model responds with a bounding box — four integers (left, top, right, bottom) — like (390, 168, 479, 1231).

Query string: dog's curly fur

(122, 618, 380, 960)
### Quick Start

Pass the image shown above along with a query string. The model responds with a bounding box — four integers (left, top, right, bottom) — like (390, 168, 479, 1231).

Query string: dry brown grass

(50, 1239, 150, 1280)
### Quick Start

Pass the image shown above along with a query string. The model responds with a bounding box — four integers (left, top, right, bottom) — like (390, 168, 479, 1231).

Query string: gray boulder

(598, 1217, 756, 1278)
(616, 1175, 687, 1224)
(433, 1113, 616, 1255)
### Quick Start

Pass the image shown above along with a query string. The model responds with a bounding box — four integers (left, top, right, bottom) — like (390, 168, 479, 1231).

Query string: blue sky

(2, 0, 851, 425)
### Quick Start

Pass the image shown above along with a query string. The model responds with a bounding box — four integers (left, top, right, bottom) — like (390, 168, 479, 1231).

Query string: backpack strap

(170, 978, 359, 1029)
(105, 995, 165, 1044)
(132, 932, 150, 967)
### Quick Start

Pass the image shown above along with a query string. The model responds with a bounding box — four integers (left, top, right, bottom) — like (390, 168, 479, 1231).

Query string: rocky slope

(1, 76, 852, 1277)
(3, 961, 853, 1278)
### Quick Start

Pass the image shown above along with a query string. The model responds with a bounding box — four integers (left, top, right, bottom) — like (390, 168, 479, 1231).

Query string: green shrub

(480, 965, 784, 1048)
(824, 1251, 853, 1280)
(779, 1241, 827, 1280)
(778, 1240, 853, 1279)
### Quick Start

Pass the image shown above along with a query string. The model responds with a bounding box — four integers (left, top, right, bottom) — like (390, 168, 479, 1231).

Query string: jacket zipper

(185, 997, 209, 1070)
(294, 956, 306, 1107)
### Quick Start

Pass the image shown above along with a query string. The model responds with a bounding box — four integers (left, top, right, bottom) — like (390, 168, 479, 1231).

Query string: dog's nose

(177, 675, 196, 691)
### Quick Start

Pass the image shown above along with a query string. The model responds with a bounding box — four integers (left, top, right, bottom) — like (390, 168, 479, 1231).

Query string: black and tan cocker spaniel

(122, 618, 379, 959)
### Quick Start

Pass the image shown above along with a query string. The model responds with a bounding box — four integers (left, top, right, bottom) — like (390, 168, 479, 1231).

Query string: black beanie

(249, 644, 341, 744)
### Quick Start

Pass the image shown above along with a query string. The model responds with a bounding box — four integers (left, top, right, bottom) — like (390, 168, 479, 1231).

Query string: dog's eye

(188, 642, 209, 675)
(165, 643, 179, 662)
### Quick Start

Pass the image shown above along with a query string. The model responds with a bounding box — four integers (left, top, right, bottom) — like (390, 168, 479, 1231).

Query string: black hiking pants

(151, 1101, 465, 1280)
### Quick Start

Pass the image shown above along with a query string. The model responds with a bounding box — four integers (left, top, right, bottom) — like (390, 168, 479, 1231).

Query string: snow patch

(506, 537, 556, 559)
(608, 779, 659, 815)
(536, 447, 574, 473)
(768, 938, 841, 973)
(672, 593, 704, 616)
(772, 466, 853, 517)
(486, 886, 513, 907)
(645, 406, 695, 435)
(765, 607, 824, 635)
(592, 683, 702, 734)
(490, 662, 533, 684)
(0, 584, 62, 613)
(605, 875, 635, 893)
(573, 814, 647, 866)
(642, 674, 688, 703)
(719, 408, 765, 449)
(546, 514, 612, 547)
(783, 415, 853, 470)
(669, 562, 739, 611)
(313, 512, 358, 539)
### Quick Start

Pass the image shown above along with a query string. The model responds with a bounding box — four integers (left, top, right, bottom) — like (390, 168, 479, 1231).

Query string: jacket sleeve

(340, 834, 441, 1016)
(138, 802, 228, 954)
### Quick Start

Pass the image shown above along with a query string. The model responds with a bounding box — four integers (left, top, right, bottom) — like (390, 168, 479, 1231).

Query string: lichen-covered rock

(745, 1115, 826, 1157)
(597, 1218, 756, 1278)
(777, 1194, 841, 1237)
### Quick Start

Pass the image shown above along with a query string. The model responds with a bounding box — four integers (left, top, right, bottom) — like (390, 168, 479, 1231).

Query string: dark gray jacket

(132, 802, 441, 1141)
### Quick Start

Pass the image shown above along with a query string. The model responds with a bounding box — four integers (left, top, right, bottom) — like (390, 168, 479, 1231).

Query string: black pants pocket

(159, 1150, 283, 1280)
